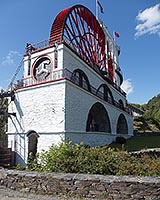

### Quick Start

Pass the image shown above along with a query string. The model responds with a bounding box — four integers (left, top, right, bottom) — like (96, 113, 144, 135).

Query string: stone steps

(0, 148, 12, 167)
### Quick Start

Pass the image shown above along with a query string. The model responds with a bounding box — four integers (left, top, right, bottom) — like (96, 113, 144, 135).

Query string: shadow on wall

(14, 152, 26, 166)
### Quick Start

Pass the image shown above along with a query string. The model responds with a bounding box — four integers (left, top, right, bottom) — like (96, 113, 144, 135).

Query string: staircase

(7, 57, 24, 91)
(0, 144, 12, 167)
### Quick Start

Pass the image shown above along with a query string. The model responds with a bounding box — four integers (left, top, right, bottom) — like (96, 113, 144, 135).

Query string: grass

(109, 135, 160, 152)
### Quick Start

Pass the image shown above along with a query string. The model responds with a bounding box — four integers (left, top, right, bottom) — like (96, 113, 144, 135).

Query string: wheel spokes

(50, 5, 106, 71)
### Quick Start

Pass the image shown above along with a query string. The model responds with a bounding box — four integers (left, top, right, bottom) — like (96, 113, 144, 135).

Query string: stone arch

(27, 130, 39, 159)
(96, 84, 114, 104)
(72, 69, 91, 91)
(86, 102, 111, 133)
(117, 114, 128, 134)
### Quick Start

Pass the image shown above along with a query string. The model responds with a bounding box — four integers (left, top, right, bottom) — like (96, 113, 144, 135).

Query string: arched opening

(117, 114, 128, 134)
(86, 102, 111, 133)
(27, 130, 39, 159)
(97, 84, 114, 105)
(72, 69, 91, 91)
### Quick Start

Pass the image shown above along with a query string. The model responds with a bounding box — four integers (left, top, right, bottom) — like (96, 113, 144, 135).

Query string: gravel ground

(0, 188, 60, 200)
(0, 188, 96, 200)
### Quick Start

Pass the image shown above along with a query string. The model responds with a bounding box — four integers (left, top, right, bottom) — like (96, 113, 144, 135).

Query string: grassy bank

(109, 135, 160, 151)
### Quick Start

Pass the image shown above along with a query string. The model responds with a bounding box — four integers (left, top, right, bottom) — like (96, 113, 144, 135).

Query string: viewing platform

(14, 68, 131, 115)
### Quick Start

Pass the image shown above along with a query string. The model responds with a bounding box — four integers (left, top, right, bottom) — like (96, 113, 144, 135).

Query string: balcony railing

(24, 39, 125, 96)
(14, 69, 131, 115)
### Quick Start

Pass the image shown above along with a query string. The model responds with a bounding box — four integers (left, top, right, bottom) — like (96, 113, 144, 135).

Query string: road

(0, 188, 95, 200)
(0, 188, 58, 200)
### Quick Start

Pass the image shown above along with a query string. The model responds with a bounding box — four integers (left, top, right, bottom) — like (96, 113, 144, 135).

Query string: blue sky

(0, 0, 160, 105)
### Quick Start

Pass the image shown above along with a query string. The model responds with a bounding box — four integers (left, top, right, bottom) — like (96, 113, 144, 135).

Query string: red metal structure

(108, 56, 114, 82)
(50, 5, 106, 71)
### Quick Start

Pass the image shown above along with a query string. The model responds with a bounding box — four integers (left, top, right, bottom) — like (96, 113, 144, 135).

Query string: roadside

(0, 188, 96, 200)
(0, 188, 58, 200)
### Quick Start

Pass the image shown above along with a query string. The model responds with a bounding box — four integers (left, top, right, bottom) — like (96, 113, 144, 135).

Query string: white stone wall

(64, 81, 133, 147)
(66, 132, 131, 147)
(24, 47, 55, 78)
(37, 133, 65, 152)
(23, 44, 64, 81)
(62, 45, 126, 105)
(8, 132, 65, 165)
(8, 81, 65, 134)
(65, 80, 133, 135)
(8, 80, 66, 165)
(7, 43, 133, 165)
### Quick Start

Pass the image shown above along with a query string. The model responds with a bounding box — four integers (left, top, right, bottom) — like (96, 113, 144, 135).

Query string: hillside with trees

(132, 94, 160, 133)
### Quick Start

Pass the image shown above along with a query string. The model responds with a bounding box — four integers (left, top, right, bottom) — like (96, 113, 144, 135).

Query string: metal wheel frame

(50, 5, 106, 70)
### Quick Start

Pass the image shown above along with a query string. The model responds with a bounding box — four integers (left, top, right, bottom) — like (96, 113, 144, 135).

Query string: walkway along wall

(0, 169, 159, 200)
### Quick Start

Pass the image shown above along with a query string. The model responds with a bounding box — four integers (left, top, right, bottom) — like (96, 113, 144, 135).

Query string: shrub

(116, 136, 126, 144)
(27, 141, 160, 177)
(16, 164, 26, 171)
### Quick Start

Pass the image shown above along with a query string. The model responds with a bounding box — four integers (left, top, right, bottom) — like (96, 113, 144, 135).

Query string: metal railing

(25, 39, 61, 55)
(32, 39, 50, 50)
(14, 68, 131, 114)
(24, 38, 125, 96)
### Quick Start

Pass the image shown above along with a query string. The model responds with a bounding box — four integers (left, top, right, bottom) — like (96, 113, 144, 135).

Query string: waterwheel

(50, 5, 106, 70)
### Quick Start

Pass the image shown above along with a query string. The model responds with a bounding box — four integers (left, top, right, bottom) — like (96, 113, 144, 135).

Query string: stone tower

(7, 5, 133, 165)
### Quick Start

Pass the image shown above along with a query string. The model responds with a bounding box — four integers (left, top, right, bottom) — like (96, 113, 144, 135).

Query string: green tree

(0, 98, 8, 141)
(131, 94, 160, 132)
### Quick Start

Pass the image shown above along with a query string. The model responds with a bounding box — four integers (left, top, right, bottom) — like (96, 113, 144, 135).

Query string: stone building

(7, 5, 133, 165)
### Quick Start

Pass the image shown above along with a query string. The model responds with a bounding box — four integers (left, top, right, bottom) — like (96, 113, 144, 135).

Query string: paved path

(0, 188, 95, 200)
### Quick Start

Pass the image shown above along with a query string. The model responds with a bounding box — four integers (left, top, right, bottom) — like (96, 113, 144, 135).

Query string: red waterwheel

(50, 5, 106, 70)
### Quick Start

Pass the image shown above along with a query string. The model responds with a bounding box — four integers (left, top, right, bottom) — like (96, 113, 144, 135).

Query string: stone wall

(0, 169, 160, 200)
(130, 149, 160, 159)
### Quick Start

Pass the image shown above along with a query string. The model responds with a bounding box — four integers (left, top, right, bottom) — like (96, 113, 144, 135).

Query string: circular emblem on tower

(33, 57, 52, 82)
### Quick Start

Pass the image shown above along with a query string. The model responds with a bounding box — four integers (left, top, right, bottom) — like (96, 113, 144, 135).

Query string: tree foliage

(0, 98, 8, 141)
(132, 94, 160, 132)
(143, 94, 160, 121)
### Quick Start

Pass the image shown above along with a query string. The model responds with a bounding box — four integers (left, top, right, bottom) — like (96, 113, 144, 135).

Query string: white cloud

(135, 3, 160, 38)
(2, 50, 21, 66)
(121, 79, 133, 95)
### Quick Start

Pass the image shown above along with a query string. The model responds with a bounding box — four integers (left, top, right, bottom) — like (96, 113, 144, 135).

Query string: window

(97, 84, 114, 104)
(72, 69, 91, 91)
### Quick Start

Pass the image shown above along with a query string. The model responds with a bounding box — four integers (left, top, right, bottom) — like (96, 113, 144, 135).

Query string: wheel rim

(50, 5, 106, 71)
